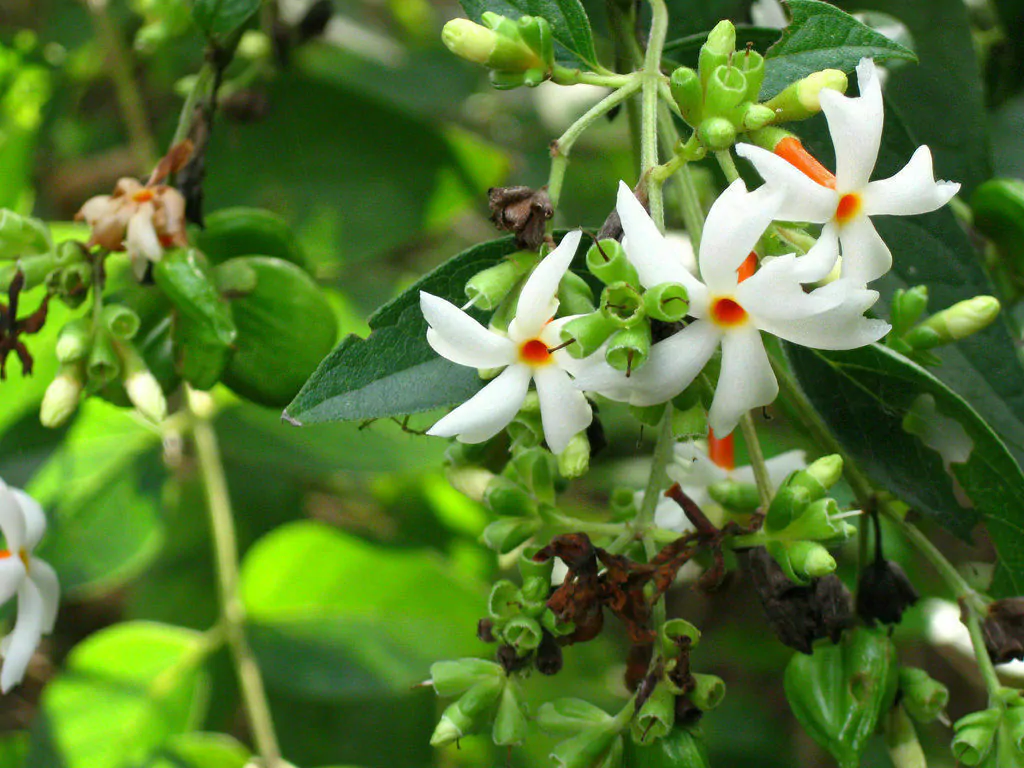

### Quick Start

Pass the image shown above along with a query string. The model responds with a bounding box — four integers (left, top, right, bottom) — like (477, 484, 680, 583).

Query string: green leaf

(663, 0, 753, 40)
(141, 734, 251, 768)
(239, 521, 488, 699)
(283, 236, 523, 425)
(785, 343, 1024, 595)
(0, 733, 28, 768)
(35, 622, 211, 768)
(761, 0, 917, 98)
(191, 0, 260, 38)
(457, 0, 599, 68)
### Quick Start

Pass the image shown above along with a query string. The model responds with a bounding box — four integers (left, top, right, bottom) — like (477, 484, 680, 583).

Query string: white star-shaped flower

(421, 231, 593, 454)
(572, 179, 890, 436)
(0, 479, 59, 693)
(735, 58, 960, 285)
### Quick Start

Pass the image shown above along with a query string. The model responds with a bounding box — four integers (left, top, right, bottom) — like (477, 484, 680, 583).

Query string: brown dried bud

(477, 618, 496, 643)
(488, 186, 553, 250)
(536, 630, 563, 675)
(496, 644, 532, 674)
(674, 695, 703, 727)
(856, 559, 918, 626)
(743, 547, 853, 654)
(983, 597, 1024, 664)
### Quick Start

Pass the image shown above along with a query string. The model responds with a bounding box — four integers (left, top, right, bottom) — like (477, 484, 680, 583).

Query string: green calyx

(632, 683, 676, 744)
(560, 312, 618, 359)
(465, 251, 538, 310)
(586, 239, 638, 286)
(0, 209, 51, 260)
(764, 69, 848, 123)
(898, 667, 949, 724)
(952, 708, 1001, 766)
(659, 618, 701, 658)
(643, 282, 689, 322)
(605, 323, 651, 374)
(903, 295, 1001, 349)
(600, 281, 645, 328)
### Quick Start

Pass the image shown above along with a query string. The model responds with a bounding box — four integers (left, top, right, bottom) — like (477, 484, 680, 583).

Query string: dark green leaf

(664, 0, 753, 41)
(761, 0, 916, 98)
(283, 236, 522, 425)
(457, 0, 599, 68)
(786, 343, 1024, 595)
(191, 0, 260, 38)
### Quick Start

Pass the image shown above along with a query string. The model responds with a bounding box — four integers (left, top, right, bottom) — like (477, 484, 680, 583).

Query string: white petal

(780, 222, 841, 284)
(11, 490, 45, 551)
(708, 328, 778, 436)
(616, 181, 707, 299)
(653, 494, 697, 533)
(0, 481, 26, 555)
(1, 579, 44, 693)
(420, 292, 516, 368)
(698, 180, 783, 293)
(628, 321, 723, 406)
(569, 356, 640, 403)
(820, 58, 883, 192)
(29, 559, 59, 634)
(737, 253, 843, 323)
(427, 364, 531, 444)
(77, 194, 113, 225)
(668, 442, 729, 488)
(534, 366, 593, 454)
(863, 145, 961, 217)
(0, 558, 26, 607)
(735, 143, 839, 223)
(509, 230, 582, 340)
(838, 216, 892, 284)
(126, 205, 162, 262)
(756, 279, 890, 349)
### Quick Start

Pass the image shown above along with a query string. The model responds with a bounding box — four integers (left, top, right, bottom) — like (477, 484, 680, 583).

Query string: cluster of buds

(41, 301, 167, 427)
(952, 688, 1024, 766)
(559, 239, 689, 378)
(972, 178, 1024, 297)
(669, 21, 846, 151)
(886, 285, 1001, 366)
(427, 658, 529, 747)
(0, 214, 98, 309)
(441, 12, 554, 89)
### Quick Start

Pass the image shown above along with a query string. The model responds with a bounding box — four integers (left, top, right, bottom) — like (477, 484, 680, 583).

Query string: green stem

(547, 77, 643, 210)
(739, 412, 773, 508)
(551, 66, 636, 88)
(187, 389, 284, 767)
(715, 149, 741, 183)
(548, 512, 627, 538)
(172, 63, 215, 148)
(964, 604, 1003, 704)
(640, 0, 669, 227)
(655, 105, 703, 248)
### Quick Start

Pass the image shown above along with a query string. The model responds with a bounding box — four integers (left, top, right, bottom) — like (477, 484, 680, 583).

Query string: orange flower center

(132, 188, 155, 203)
(708, 428, 735, 471)
(835, 193, 862, 225)
(710, 297, 747, 327)
(738, 252, 757, 282)
(0, 549, 29, 569)
(519, 339, 552, 366)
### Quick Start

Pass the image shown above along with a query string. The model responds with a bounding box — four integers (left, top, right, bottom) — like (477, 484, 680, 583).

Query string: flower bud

(897, 667, 948, 724)
(765, 69, 848, 122)
(706, 480, 760, 512)
(237, 30, 272, 61)
(521, 574, 549, 605)
(766, 457, 839, 532)
(429, 658, 504, 697)
(669, 67, 702, 127)
(704, 65, 747, 117)
(904, 296, 1001, 349)
(610, 487, 638, 521)
(493, 683, 529, 746)
(488, 579, 521, 620)
(445, 466, 495, 502)
(586, 240, 638, 286)
(737, 49, 765, 102)
(697, 117, 736, 151)
(689, 673, 726, 711)
(559, 270, 596, 316)
(659, 618, 701, 659)
(442, 17, 541, 72)
(55, 319, 91, 363)
(737, 102, 776, 131)
(54, 240, 88, 267)
(102, 303, 141, 340)
(780, 497, 855, 542)
(57, 262, 93, 301)
(557, 432, 590, 477)
(502, 614, 543, 655)
(510, 446, 557, 504)
(40, 363, 84, 428)
(0, 210, 50, 260)
(87, 327, 121, 387)
(485, 475, 537, 517)
(430, 677, 504, 746)
(952, 708, 1001, 766)
(890, 286, 929, 337)
(465, 252, 536, 311)
(600, 282, 645, 328)
(0, 254, 57, 292)
(643, 283, 689, 322)
(605, 324, 651, 374)
(482, 517, 541, 554)
(884, 705, 927, 768)
(632, 683, 676, 744)
(787, 540, 837, 580)
(538, 698, 616, 733)
(698, 21, 735, 87)
(560, 312, 618, 359)
(124, 363, 168, 423)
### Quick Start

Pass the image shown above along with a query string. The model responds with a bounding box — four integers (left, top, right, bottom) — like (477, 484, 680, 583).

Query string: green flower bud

(0, 254, 57, 292)
(502, 614, 543, 655)
(40, 363, 84, 428)
(102, 303, 141, 340)
(898, 667, 948, 724)
(482, 516, 541, 554)
(58, 262, 93, 300)
(560, 312, 618, 359)
(952, 708, 1001, 766)
(55, 318, 92, 363)
(890, 286, 929, 337)
(54, 240, 88, 267)
(516, 16, 554, 67)
(632, 683, 676, 744)
(669, 67, 702, 127)
(704, 64, 747, 117)
(586, 240, 638, 286)
(884, 705, 927, 768)
(518, 546, 551, 582)
(87, 327, 121, 387)
(610, 487, 638, 521)
(659, 618, 701, 658)
(493, 683, 529, 746)
(465, 251, 537, 311)
(521, 574, 549, 604)
(787, 540, 837, 580)
(485, 475, 537, 517)
(737, 102, 776, 131)
(488, 579, 522, 620)
(737, 49, 765, 102)
(690, 673, 726, 711)
(605, 323, 651, 374)
(698, 116, 736, 151)
(781, 497, 855, 542)
(559, 270, 596, 316)
(766, 457, 838, 532)
(904, 296, 1001, 349)
(121, 342, 167, 422)
(765, 69, 848, 122)
(429, 658, 504, 697)
(510, 446, 557, 504)
(707, 480, 760, 512)
(557, 432, 590, 477)
(643, 283, 689, 322)
(698, 21, 735, 88)
(431, 677, 504, 746)
(445, 466, 495, 502)
(600, 282, 645, 328)
(0, 210, 50, 260)
(442, 17, 542, 72)
(237, 30, 272, 61)
(802, 454, 844, 493)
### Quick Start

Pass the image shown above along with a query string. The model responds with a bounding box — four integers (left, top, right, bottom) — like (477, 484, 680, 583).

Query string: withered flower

(488, 186, 553, 250)
(856, 558, 918, 626)
(982, 597, 1024, 664)
(0, 272, 49, 379)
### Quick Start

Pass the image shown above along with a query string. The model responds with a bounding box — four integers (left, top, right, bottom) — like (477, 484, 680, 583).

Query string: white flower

(421, 231, 593, 454)
(572, 180, 890, 436)
(735, 58, 960, 285)
(0, 479, 59, 693)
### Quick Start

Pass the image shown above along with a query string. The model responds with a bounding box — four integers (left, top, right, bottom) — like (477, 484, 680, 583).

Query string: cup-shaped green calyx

(465, 251, 537, 310)
(430, 677, 505, 747)
(519, 545, 553, 581)
(601, 282, 645, 328)
(737, 49, 765, 101)
(952, 709, 1001, 766)
(890, 286, 929, 337)
(782, 497, 855, 542)
(705, 64, 747, 117)
(659, 618, 701, 659)
(669, 67, 702, 127)
(632, 683, 676, 744)
(698, 116, 737, 151)
(87, 326, 121, 386)
(40, 362, 84, 428)
(766, 455, 841, 532)
(698, 21, 736, 87)
(610, 487, 638, 520)
(503, 614, 544, 655)
(737, 102, 776, 131)
(898, 667, 949, 724)
(482, 516, 541, 554)
(561, 312, 618, 358)
(644, 282, 689, 322)
(559, 269, 596, 315)
(690, 673, 726, 711)
(102, 303, 141, 340)
(765, 69, 848, 122)
(904, 296, 1001, 349)
(429, 658, 504, 697)
(586, 239, 638, 286)
(488, 579, 522, 621)
(606, 323, 652, 374)
(485, 475, 537, 517)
